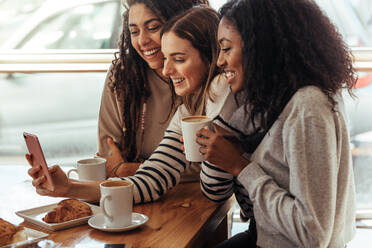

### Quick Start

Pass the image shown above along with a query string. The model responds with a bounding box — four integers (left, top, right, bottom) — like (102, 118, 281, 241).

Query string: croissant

(0, 218, 27, 246)
(43, 199, 93, 223)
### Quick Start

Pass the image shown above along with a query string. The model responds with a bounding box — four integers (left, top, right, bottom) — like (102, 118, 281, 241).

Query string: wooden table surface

(0, 165, 234, 248)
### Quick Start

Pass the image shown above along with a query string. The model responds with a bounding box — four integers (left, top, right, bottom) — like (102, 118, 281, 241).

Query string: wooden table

(0, 165, 234, 248)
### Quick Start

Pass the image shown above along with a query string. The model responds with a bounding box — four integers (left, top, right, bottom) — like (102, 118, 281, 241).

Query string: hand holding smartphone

(23, 132, 55, 191)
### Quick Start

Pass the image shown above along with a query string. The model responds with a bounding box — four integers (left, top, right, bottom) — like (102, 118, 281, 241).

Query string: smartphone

(23, 132, 55, 191)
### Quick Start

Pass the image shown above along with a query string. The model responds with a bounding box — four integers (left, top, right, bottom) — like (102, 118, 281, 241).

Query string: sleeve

(97, 66, 123, 157)
(238, 106, 342, 247)
(200, 161, 234, 202)
(200, 114, 240, 202)
(119, 109, 189, 204)
(200, 87, 241, 203)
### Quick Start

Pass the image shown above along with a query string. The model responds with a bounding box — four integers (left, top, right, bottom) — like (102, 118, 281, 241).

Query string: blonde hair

(161, 6, 220, 115)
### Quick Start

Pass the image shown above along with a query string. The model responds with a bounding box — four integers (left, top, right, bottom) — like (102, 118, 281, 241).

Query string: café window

(0, 0, 46, 47)
(2, 0, 122, 50)
(0, 68, 107, 167)
(18, 2, 120, 49)
(0, 0, 123, 167)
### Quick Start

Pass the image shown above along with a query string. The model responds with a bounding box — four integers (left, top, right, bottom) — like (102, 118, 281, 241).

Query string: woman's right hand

(26, 154, 71, 197)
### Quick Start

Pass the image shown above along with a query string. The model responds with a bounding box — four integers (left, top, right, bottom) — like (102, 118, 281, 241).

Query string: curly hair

(219, 0, 357, 131)
(109, 0, 210, 161)
(161, 6, 220, 115)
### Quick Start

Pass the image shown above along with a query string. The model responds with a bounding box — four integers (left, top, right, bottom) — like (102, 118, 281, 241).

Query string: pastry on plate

(43, 199, 93, 223)
(0, 218, 28, 246)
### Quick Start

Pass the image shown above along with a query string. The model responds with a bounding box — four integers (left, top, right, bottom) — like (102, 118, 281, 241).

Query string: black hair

(219, 0, 357, 130)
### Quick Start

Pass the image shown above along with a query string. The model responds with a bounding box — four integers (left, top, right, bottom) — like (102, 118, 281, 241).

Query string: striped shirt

(200, 119, 255, 219)
(113, 75, 238, 204)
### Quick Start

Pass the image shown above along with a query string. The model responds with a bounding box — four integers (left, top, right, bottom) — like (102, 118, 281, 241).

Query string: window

(0, 69, 107, 167)
(0, 0, 46, 47)
(0, 0, 123, 166)
(212, 0, 372, 48)
(19, 2, 120, 49)
(316, 0, 372, 47)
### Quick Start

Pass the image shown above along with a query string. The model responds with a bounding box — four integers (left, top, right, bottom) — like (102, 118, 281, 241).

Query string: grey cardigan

(201, 86, 356, 248)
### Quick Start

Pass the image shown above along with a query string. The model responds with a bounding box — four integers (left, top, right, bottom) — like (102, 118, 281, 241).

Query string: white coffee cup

(67, 157, 106, 181)
(100, 180, 133, 228)
(181, 115, 212, 162)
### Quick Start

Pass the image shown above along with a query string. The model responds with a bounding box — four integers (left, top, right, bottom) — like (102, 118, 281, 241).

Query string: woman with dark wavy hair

(197, 0, 357, 247)
(97, 0, 209, 178)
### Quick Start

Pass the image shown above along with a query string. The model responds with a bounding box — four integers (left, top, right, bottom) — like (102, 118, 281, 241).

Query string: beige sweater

(98, 68, 174, 160)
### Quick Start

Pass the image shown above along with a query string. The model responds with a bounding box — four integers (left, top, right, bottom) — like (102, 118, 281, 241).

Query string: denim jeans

(215, 219, 258, 248)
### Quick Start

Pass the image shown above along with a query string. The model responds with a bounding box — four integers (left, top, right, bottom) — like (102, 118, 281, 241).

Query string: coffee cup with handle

(100, 180, 133, 228)
(181, 115, 213, 162)
(67, 157, 106, 181)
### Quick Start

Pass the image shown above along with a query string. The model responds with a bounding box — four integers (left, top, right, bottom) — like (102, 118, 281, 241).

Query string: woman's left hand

(196, 124, 248, 176)
(97, 137, 124, 177)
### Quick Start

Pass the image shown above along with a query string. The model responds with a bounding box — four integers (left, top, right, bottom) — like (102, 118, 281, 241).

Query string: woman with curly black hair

(97, 0, 209, 178)
(197, 0, 357, 247)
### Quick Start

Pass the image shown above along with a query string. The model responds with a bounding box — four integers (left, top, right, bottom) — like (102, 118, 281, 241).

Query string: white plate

(15, 202, 100, 231)
(0, 227, 48, 248)
(88, 213, 148, 232)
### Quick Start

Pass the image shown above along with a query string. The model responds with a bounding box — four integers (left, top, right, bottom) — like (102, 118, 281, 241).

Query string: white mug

(181, 115, 213, 162)
(67, 157, 106, 181)
(100, 180, 133, 228)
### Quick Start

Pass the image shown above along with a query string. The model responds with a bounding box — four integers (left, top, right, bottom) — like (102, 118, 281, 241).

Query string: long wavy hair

(220, 0, 357, 131)
(161, 7, 220, 115)
(109, 0, 210, 161)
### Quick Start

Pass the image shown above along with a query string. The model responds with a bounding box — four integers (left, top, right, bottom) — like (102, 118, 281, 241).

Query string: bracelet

(111, 161, 125, 177)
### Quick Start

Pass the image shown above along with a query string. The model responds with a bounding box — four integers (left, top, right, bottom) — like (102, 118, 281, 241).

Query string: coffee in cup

(67, 157, 106, 181)
(100, 180, 133, 228)
(181, 115, 212, 162)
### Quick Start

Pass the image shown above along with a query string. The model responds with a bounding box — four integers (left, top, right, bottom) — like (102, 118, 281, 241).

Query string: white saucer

(88, 213, 148, 232)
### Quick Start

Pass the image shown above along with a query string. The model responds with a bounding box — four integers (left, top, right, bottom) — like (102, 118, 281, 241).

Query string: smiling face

(161, 31, 208, 96)
(217, 17, 244, 93)
(129, 3, 164, 74)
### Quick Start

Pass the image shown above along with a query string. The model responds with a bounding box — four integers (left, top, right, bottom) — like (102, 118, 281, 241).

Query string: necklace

(134, 70, 165, 161)
(134, 98, 147, 162)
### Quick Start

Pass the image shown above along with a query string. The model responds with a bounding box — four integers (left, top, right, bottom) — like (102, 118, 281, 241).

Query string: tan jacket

(98, 68, 174, 159)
